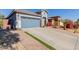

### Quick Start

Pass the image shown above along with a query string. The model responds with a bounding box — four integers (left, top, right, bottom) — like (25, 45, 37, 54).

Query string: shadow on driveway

(0, 29, 20, 50)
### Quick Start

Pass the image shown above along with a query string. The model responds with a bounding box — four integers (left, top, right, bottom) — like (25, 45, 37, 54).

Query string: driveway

(23, 27, 79, 50)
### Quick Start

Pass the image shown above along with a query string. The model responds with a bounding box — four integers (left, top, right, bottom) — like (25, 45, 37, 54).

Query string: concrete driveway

(23, 27, 79, 50)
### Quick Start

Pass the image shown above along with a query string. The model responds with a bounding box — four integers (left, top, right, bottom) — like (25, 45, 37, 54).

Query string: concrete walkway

(10, 30, 48, 50)
(23, 28, 79, 50)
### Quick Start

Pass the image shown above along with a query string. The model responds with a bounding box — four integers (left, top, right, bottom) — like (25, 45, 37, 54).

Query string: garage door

(21, 17, 40, 28)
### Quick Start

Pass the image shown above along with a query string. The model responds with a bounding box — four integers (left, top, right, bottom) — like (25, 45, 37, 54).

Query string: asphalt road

(23, 28, 79, 50)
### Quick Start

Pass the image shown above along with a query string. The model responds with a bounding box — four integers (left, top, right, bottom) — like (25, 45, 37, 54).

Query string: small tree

(76, 19, 79, 27)
(61, 19, 68, 30)
(73, 19, 79, 33)
(0, 14, 4, 28)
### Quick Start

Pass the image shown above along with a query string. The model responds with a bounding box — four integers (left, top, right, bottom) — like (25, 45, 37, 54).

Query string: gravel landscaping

(0, 29, 49, 50)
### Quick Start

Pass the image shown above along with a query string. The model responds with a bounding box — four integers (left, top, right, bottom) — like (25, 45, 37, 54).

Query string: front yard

(0, 29, 20, 50)
(0, 27, 79, 50)
(0, 29, 49, 50)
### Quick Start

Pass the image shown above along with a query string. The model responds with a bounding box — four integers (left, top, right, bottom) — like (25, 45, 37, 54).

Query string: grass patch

(25, 32, 56, 50)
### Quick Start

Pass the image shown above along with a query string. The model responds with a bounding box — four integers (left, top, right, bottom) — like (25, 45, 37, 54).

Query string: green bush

(0, 19, 3, 28)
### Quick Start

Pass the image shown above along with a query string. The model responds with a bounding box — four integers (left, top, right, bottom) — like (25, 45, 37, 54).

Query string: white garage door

(21, 17, 40, 28)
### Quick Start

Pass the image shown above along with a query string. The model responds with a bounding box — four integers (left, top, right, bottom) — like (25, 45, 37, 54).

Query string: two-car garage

(21, 17, 41, 28)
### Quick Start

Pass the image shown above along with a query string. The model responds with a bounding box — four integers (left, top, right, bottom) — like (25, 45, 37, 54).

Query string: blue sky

(0, 9, 79, 21)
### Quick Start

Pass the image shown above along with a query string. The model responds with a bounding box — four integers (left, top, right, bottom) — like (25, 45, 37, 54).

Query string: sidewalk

(10, 30, 48, 50)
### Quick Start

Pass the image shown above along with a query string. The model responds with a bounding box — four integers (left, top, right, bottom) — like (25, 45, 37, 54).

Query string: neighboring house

(47, 17, 53, 26)
(66, 20, 74, 29)
(3, 19, 10, 29)
(47, 16, 63, 28)
(7, 9, 48, 29)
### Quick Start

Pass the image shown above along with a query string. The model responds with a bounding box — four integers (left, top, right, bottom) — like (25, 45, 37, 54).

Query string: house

(47, 17, 53, 26)
(47, 16, 63, 28)
(66, 20, 74, 29)
(7, 9, 48, 29)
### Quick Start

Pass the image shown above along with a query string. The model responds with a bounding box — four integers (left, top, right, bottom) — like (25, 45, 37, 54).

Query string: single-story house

(6, 9, 48, 29)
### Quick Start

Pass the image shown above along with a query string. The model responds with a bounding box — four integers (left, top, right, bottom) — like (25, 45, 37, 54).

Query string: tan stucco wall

(60, 21, 64, 26)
